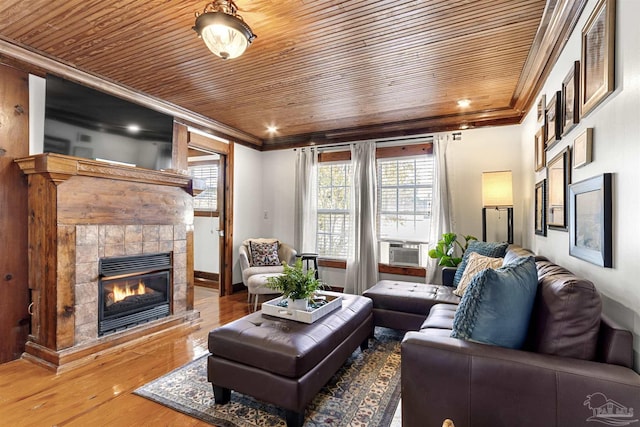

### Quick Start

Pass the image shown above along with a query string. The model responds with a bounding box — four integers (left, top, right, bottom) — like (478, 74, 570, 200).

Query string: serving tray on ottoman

(261, 290, 343, 323)
(207, 293, 373, 427)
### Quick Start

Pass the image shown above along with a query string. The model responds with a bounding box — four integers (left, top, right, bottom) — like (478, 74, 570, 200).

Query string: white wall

(260, 149, 297, 244)
(520, 0, 640, 370)
(28, 75, 45, 155)
(232, 144, 265, 284)
(447, 125, 524, 243)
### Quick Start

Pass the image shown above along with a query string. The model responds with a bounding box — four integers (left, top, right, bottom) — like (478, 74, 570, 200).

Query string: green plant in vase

(428, 233, 478, 267)
(266, 258, 322, 310)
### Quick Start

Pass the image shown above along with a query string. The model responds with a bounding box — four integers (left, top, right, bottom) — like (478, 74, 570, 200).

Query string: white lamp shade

(482, 171, 513, 207)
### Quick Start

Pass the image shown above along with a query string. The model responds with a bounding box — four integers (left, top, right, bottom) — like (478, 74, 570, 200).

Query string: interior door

(0, 64, 30, 362)
(189, 152, 222, 290)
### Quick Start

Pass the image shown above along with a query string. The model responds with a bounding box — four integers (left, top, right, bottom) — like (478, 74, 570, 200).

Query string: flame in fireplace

(112, 281, 147, 303)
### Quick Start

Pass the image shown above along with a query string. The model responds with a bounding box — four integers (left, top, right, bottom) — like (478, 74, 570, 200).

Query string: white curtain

(294, 148, 318, 254)
(426, 134, 453, 284)
(345, 142, 378, 295)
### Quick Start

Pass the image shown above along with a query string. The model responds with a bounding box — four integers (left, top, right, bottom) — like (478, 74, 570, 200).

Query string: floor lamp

(482, 171, 513, 244)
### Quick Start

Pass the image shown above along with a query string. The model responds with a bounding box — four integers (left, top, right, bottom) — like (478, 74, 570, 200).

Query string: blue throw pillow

(451, 256, 538, 349)
(453, 241, 509, 286)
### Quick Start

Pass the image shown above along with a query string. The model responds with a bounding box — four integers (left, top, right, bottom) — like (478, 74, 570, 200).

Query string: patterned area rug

(134, 328, 403, 426)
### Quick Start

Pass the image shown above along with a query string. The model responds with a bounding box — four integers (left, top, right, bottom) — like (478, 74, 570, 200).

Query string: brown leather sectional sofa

(365, 246, 640, 426)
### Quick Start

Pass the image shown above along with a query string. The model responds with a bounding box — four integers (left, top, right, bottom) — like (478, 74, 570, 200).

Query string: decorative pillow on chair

(249, 241, 281, 266)
(244, 238, 278, 265)
(453, 252, 504, 297)
(453, 240, 509, 287)
(451, 256, 538, 349)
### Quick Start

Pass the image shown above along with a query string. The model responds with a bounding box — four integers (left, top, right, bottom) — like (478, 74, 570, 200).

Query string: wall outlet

(263, 210, 269, 220)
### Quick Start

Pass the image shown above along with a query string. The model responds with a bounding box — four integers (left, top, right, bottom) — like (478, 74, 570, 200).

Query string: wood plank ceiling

(0, 0, 565, 149)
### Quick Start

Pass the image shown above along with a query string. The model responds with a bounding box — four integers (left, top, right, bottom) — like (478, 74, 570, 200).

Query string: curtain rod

(294, 134, 440, 151)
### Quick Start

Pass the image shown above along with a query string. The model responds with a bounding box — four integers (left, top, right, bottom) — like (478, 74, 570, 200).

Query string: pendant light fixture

(193, 0, 257, 60)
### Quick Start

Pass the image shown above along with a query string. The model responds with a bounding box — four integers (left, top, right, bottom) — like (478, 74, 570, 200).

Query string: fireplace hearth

(99, 253, 172, 336)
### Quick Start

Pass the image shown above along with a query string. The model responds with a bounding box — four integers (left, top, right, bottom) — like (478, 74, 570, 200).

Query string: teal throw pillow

(453, 241, 509, 286)
(451, 256, 538, 349)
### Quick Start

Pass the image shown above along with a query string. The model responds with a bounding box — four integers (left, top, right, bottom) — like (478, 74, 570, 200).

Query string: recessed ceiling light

(127, 124, 140, 133)
(457, 99, 471, 108)
(267, 125, 278, 134)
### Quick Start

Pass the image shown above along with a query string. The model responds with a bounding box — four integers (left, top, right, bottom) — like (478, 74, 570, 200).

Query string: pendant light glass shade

(193, 2, 256, 60)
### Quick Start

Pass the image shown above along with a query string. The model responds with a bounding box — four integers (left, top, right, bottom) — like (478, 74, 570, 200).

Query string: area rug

(134, 328, 403, 426)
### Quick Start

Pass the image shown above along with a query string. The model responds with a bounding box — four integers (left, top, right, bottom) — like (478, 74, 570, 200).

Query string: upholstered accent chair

(239, 239, 297, 310)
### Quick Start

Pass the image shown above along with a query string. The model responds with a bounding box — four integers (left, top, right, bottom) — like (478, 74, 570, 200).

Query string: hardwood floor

(0, 286, 251, 426)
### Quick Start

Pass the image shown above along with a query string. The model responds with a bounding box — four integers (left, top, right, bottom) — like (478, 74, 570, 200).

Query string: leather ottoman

(207, 293, 373, 427)
(363, 280, 460, 331)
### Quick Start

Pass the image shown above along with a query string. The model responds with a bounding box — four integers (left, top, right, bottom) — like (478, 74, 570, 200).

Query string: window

(188, 162, 218, 212)
(314, 144, 434, 264)
(317, 162, 351, 258)
(377, 155, 433, 242)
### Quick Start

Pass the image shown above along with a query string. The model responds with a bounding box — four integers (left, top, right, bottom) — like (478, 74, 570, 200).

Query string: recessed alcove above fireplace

(15, 153, 200, 372)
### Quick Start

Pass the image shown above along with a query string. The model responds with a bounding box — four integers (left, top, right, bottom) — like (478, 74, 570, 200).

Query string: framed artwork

(569, 173, 612, 267)
(545, 91, 562, 148)
(534, 126, 546, 172)
(547, 147, 571, 230)
(537, 94, 546, 124)
(580, 0, 615, 118)
(574, 128, 593, 168)
(535, 179, 547, 236)
(562, 61, 580, 135)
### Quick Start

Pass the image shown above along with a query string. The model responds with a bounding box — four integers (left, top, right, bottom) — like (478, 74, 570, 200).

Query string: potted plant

(428, 233, 477, 267)
(266, 258, 322, 310)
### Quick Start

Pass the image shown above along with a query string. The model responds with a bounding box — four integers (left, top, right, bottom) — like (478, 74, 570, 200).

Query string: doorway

(187, 130, 234, 297)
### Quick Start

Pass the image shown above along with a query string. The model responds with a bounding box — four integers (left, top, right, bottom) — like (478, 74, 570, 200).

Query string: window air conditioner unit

(389, 243, 421, 266)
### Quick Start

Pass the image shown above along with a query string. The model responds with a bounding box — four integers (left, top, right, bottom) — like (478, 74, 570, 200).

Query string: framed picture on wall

(574, 128, 594, 168)
(535, 179, 547, 236)
(545, 91, 562, 148)
(569, 173, 612, 267)
(537, 94, 546, 124)
(562, 61, 580, 135)
(580, 0, 615, 118)
(547, 147, 571, 230)
(534, 126, 546, 172)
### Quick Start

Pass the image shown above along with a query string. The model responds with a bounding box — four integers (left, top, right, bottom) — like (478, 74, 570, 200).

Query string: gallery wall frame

(562, 61, 580, 136)
(580, 0, 615, 118)
(547, 147, 571, 230)
(535, 179, 547, 236)
(535, 126, 546, 172)
(573, 128, 593, 168)
(569, 173, 612, 267)
(537, 94, 547, 124)
(545, 91, 562, 148)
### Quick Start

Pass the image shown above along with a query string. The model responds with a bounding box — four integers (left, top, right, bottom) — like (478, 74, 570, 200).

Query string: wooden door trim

(186, 131, 234, 296)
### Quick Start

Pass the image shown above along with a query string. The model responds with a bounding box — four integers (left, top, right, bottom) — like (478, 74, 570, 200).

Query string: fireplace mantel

(15, 153, 191, 188)
(16, 153, 198, 372)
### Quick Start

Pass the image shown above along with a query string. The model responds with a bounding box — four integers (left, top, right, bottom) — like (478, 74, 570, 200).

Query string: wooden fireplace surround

(16, 153, 200, 372)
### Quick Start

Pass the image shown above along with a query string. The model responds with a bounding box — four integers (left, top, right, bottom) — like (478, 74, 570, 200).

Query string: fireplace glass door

(98, 253, 171, 336)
